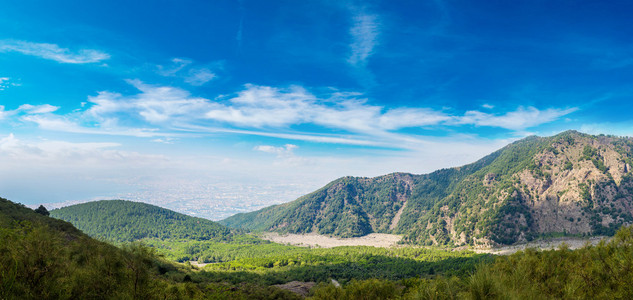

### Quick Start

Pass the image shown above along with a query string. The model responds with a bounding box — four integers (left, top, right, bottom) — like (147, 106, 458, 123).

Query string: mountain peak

(221, 131, 633, 246)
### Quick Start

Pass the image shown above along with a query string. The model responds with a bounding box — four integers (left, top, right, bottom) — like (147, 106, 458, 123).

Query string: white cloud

(0, 103, 59, 120)
(0, 77, 9, 91)
(17, 104, 59, 114)
(0, 133, 165, 166)
(254, 144, 297, 157)
(456, 106, 578, 130)
(185, 68, 216, 86)
(12, 80, 577, 149)
(21, 114, 164, 138)
(152, 137, 176, 144)
(347, 11, 380, 66)
(379, 108, 452, 130)
(87, 79, 212, 124)
(206, 85, 313, 127)
(0, 77, 20, 91)
(481, 104, 494, 109)
(0, 40, 110, 64)
(193, 125, 382, 146)
(157, 58, 192, 76)
(157, 58, 217, 86)
(206, 84, 450, 134)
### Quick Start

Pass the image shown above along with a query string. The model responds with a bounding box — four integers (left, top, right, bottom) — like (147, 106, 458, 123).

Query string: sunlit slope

(51, 199, 235, 242)
(222, 131, 633, 246)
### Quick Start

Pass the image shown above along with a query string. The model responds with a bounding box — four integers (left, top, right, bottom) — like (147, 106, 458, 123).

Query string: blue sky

(1, 0, 632, 218)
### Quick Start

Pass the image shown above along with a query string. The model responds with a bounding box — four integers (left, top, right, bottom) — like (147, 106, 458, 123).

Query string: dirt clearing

(475, 236, 609, 255)
(260, 232, 403, 248)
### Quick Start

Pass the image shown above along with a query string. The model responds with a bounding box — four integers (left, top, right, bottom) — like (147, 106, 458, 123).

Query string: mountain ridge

(221, 130, 633, 246)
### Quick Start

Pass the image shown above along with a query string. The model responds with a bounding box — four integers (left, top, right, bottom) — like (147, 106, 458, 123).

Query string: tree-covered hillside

(0, 197, 80, 236)
(0, 197, 300, 299)
(221, 131, 633, 246)
(6, 195, 633, 299)
(51, 200, 235, 242)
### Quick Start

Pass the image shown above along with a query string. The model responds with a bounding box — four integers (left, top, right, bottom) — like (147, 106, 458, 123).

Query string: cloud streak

(254, 144, 297, 157)
(457, 106, 578, 130)
(347, 11, 380, 66)
(0, 40, 110, 64)
(12, 80, 578, 149)
(0, 133, 165, 166)
(156, 58, 217, 86)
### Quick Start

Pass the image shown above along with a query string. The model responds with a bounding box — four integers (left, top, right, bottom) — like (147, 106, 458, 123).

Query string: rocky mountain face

(221, 131, 633, 246)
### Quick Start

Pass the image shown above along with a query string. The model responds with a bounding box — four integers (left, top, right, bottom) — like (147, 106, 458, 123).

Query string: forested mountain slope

(51, 200, 235, 242)
(0, 197, 82, 237)
(0, 197, 300, 299)
(221, 131, 633, 246)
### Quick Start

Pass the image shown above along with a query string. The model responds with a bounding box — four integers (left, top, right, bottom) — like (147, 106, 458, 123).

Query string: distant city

(40, 178, 321, 221)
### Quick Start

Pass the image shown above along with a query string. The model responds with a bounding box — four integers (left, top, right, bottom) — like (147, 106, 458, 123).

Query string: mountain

(221, 131, 633, 246)
(51, 200, 234, 242)
(1, 197, 299, 299)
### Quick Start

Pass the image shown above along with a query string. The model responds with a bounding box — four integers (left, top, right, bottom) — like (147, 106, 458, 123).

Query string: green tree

(34, 205, 49, 216)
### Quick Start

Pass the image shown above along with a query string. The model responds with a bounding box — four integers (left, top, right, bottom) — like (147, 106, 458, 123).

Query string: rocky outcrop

(222, 131, 633, 247)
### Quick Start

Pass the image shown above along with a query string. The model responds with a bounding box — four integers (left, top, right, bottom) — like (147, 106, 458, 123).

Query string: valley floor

(259, 232, 403, 248)
(260, 231, 611, 255)
(474, 236, 609, 255)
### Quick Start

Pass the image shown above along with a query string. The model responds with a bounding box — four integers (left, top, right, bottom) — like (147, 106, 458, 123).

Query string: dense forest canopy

(50, 200, 235, 242)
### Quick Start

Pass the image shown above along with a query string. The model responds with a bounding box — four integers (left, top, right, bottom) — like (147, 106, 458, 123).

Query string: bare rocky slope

(221, 131, 633, 247)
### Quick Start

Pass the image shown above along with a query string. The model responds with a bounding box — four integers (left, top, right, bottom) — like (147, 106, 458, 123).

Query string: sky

(2, 0, 633, 219)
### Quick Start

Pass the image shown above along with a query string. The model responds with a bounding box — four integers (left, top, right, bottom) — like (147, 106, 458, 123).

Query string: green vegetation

(50, 200, 234, 242)
(221, 131, 633, 246)
(146, 237, 489, 284)
(44, 198, 489, 288)
(7, 194, 633, 299)
(0, 197, 302, 299)
(200, 246, 488, 285)
(221, 175, 409, 238)
(308, 226, 633, 299)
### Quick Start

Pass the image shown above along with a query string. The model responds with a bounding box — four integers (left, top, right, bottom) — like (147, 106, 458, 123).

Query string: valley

(4, 131, 633, 299)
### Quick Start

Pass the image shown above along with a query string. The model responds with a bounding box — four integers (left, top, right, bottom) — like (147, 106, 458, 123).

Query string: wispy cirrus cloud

(0, 133, 165, 165)
(0, 103, 60, 120)
(20, 114, 164, 138)
(456, 106, 578, 130)
(156, 58, 191, 76)
(156, 58, 217, 86)
(347, 10, 380, 66)
(17, 104, 59, 114)
(0, 40, 110, 64)
(184, 68, 216, 86)
(254, 144, 297, 157)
